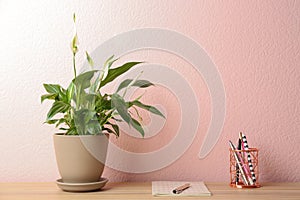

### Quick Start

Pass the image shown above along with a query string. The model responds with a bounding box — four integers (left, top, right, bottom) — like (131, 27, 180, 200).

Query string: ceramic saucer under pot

(56, 177, 108, 192)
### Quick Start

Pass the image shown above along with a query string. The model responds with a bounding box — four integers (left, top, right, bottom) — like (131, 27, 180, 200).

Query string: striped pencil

(229, 141, 249, 185)
(240, 132, 256, 184)
(235, 138, 242, 184)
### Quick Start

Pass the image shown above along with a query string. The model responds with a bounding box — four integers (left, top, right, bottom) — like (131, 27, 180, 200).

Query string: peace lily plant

(41, 14, 164, 137)
(41, 15, 165, 188)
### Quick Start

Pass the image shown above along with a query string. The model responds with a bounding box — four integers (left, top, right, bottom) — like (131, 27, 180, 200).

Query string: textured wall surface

(0, 0, 299, 182)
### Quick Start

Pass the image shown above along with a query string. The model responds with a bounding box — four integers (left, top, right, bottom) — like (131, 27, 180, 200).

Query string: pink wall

(0, 0, 299, 182)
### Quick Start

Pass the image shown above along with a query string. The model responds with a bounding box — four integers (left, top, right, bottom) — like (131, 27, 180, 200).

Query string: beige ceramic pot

(53, 134, 109, 183)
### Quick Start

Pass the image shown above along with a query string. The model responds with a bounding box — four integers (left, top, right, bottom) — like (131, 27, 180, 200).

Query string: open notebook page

(152, 181, 211, 196)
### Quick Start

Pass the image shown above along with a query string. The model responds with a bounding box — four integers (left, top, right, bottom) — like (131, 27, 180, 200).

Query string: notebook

(152, 181, 211, 196)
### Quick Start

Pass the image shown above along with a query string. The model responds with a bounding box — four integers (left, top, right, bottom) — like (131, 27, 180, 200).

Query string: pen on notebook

(172, 183, 190, 194)
(240, 132, 256, 184)
(229, 141, 249, 185)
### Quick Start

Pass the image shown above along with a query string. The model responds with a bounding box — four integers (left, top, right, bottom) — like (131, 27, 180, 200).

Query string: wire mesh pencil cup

(229, 148, 261, 188)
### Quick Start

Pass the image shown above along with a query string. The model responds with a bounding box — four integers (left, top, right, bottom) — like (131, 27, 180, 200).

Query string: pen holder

(229, 148, 261, 188)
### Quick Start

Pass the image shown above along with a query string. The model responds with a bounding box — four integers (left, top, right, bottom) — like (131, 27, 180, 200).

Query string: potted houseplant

(41, 14, 164, 191)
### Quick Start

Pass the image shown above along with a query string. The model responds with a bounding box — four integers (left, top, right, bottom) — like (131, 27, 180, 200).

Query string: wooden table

(0, 182, 299, 200)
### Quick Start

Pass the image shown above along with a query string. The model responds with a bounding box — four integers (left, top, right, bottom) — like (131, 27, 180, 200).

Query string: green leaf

(111, 93, 131, 125)
(86, 120, 102, 135)
(132, 106, 143, 122)
(96, 95, 111, 111)
(82, 93, 98, 110)
(116, 79, 154, 92)
(107, 122, 120, 137)
(66, 127, 77, 135)
(111, 94, 145, 137)
(55, 118, 67, 128)
(43, 84, 61, 94)
(131, 117, 145, 137)
(86, 51, 94, 67)
(43, 84, 67, 102)
(44, 119, 58, 124)
(89, 72, 101, 93)
(99, 110, 113, 126)
(73, 108, 101, 135)
(101, 55, 118, 81)
(84, 93, 97, 102)
(73, 70, 98, 90)
(66, 82, 75, 102)
(47, 101, 71, 120)
(41, 93, 57, 103)
(74, 108, 96, 124)
(100, 62, 143, 88)
(130, 101, 165, 118)
(103, 55, 115, 68)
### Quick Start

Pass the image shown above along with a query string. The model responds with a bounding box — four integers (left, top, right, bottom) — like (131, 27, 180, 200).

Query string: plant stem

(73, 52, 77, 78)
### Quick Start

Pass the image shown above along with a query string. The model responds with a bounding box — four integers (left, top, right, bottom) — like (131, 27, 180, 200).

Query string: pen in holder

(229, 148, 261, 188)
